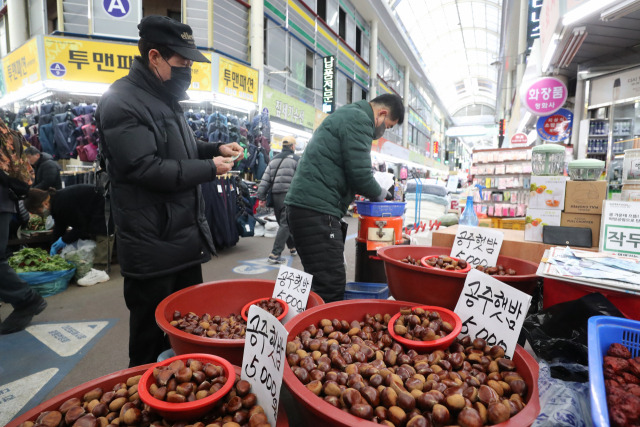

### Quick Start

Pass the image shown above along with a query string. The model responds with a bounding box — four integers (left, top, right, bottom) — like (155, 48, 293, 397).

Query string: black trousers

(287, 206, 347, 303)
(123, 264, 203, 367)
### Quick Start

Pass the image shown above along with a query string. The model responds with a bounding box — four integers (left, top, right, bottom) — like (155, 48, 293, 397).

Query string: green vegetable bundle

(9, 247, 74, 273)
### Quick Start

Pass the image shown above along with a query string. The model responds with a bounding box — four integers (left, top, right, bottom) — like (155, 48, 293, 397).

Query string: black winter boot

(0, 293, 47, 335)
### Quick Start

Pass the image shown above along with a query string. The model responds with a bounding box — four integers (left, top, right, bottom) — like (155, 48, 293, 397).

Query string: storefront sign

(272, 266, 312, 324)
(92, 0, 141, 39)
(454, 269, 532, 359)
(241, 306, 287, 427)
(540, 0, 561, 65)
(526, 0, 543, 53)
(2, 38, 41, 93)
(590, 66, 640, 106)
(218, 56, 258, 102)
(600, 201, 640, 258)
(262, 85, 315, 129)
(322, 55, 336, 114)
(522, 76, 567, 116)
(450, 226, 504, 268)
(536, 108, 573, 142)
(44, 37, 211, 91)
(434, 141, 439, 156)
(511, 132, 529, 145)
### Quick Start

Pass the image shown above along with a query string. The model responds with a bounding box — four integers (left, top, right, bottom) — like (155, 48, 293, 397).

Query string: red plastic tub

(378, 245, 540, 309)
(156, 280, 324, 365)
(8, 365, 289, 427)
(543, 277, 639, 320)
(283, 300, 540, 427)
(421, 255, 472, 272)
(388, 305, 462, 351)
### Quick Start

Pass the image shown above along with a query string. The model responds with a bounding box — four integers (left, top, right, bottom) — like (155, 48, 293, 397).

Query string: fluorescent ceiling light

(517, 111, 532, 133)
(563, 0, 617, 26)
(542, 34, 560, 73)
(557, 27, 588, 68)
(601, 0, 640, 21)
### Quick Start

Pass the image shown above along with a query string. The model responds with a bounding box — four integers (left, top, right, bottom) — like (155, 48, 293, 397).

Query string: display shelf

(473, 173, 531, 177)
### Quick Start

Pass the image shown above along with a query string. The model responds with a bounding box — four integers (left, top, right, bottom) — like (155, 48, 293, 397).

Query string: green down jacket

(285, 100, 383, 218)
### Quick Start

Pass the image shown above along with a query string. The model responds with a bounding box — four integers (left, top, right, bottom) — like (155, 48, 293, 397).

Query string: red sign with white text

(511, 133, 529, 145)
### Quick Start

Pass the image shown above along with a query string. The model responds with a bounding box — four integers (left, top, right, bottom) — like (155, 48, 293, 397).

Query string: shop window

(46, 0, 57, 33)
(346, 78, 353, 104)
(355, 26, 362, 55)
(167, 10, 181, 21)
(362, 89, 367, 101)
(338, 7, 346, 40)
(142, 0, 181, 18)
(306, 49, 314, 89)
(317, 0, 327, 22)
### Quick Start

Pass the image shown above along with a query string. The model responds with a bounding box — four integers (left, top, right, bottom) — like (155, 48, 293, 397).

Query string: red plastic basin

(156, 279, 324, 365)
(8, 365, 289, 427)
(283, 300, 540, 427)
(378, 245, 540, 309)
(388, 305, 462, 351)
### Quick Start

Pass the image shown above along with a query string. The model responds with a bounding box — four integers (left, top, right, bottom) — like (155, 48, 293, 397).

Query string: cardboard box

(563, 180, 608, 214)
(560, 212, 601, 247)
(529, 176, 567, 210)
(525, 208, 562, 242)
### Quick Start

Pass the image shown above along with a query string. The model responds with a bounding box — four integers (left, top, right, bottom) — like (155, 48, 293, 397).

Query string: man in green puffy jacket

(285, 94, 404, 302)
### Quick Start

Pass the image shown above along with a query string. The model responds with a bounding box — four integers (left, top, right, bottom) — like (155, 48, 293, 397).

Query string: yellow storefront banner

(3, 38, 41, 93)
(218, 57, 258, 103)
(44, 37, 211, 91)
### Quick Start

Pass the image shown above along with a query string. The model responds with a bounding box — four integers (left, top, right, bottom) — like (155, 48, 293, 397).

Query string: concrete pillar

(516, 0, 529, 88)
(7, 0, 28, 52)
(369, 19, 378, 100)
(571, 77, 587, 158)
(402, 65, 410, 148)
(249, 0, 264, 74)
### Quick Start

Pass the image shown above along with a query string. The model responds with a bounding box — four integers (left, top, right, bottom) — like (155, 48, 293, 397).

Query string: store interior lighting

(562, 0, 618, 26)
(557, 27, 588, 69)
(600, 0, 640, 21)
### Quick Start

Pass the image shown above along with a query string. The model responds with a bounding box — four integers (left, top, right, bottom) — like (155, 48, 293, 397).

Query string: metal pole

(369, 19, 378, 99)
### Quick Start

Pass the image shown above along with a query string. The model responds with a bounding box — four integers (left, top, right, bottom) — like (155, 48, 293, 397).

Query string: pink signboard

(511, 133, 529, 145)
(521, 77, 567, 116)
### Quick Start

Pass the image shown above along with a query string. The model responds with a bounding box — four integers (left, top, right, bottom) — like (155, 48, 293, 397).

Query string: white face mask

(374, 115, 386, 139)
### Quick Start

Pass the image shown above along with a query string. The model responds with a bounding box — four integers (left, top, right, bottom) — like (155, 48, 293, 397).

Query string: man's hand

(258, 200, 266, 208)
(371, 187, 388, 202)
(213, 156, 234, 175)
(219, 142, 244, 161)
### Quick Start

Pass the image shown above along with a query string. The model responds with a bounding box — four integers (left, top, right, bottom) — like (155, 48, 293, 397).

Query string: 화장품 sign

(272, 266, 312, 324)
(450, 226, 504, 267)
(454, 269, 532, 358)
(241, 306, 288, 426)
(600, 200, 640, 258)
(521, 76, 567, 116)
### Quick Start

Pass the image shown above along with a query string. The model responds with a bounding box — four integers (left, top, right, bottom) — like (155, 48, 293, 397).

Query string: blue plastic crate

(355, 201, 405, 217)
(588, 315, 640, 427)
(344, 282, 389, 300)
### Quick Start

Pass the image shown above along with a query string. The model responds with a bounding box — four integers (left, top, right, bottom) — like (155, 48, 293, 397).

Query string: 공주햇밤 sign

(600, 200, 640, 259)
(450, 225, 504, 268)
(521, 76, 567, 116)
(454, 269, 532, 358)
(219, 56, 258, 103)
(272, 266, 312, 324)
(536, 108, 573, 142)
(241, 306, 288, 426)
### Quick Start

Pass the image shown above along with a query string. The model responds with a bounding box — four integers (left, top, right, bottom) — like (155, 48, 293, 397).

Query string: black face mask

(374, 116, 387, 139)
(157, 59, 192, 98)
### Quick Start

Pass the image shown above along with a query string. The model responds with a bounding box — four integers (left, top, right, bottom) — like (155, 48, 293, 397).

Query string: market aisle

(1, 215, 360, 422)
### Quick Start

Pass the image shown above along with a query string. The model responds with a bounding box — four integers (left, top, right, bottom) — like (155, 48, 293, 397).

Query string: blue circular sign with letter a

(50, 62, 66, 77)
(103, 0, 130, 18)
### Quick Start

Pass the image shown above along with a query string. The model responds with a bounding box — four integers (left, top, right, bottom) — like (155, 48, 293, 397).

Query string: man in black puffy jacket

(25, 147, 62, 190)
(257, 136, 300, 264)
(96, 15, 244, 366)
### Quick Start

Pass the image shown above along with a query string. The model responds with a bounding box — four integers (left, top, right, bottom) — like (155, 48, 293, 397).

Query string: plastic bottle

(459, 184, 482, 226)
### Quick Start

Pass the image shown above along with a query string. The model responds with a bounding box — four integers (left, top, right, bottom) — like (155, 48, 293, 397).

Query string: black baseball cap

(138, 15, 210, 63)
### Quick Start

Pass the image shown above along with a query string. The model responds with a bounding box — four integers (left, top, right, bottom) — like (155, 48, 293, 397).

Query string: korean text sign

(521, 77, 567, 116)
(450, 226, 504, 267)
(241, 306, 288, 426)
(272, 266, 312, 324)
(600, 200, 640, 259)
(322, 55, 336, 114)
(219, 56, 258, 103)
(536, 108, 573, 142)
(262, 85, 315, 129)
(2, 38, 40, 93)
(454, 269, 532, 358)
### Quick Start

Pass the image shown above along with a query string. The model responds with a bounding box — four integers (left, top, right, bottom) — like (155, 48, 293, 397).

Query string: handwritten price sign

(451, 225, 504, 267)
(453, 269, 531, 359)
(241, 306, 288, 426)
(272, 266, 312, 323)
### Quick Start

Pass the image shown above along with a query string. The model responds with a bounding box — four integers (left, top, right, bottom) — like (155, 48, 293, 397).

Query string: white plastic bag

(61, 239, 96, 280)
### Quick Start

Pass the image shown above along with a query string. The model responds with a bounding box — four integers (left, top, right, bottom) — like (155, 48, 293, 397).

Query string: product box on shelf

(528, 176, 567, 210)
(560, 212, 601, 247)
(564, 180, 608, 214)
(525, 208, 562, 242)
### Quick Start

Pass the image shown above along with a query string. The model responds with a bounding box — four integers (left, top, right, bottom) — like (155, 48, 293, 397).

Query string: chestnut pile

(17, 370, 271, 427)
(171, 311, 246, 339)
(603, 343, 640, 427)
(393, 307, 454, 342)
(423, 256, 467, 271)
(287, 313, 529, 426)
(252, 298, 284, 318)
(475, 265, 516, 276)
(400, 256, 421, 266)
(148, 358, 228, 403)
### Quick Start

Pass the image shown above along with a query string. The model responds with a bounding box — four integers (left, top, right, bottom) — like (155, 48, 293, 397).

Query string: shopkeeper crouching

(24, 184, 112, 286)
